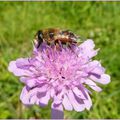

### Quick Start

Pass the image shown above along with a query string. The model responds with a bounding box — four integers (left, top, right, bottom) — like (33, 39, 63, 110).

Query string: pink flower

(8, 39, 110, 119)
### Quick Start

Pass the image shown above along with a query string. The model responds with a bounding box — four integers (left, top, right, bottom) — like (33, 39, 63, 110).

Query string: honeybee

(34, 28, 79, 49)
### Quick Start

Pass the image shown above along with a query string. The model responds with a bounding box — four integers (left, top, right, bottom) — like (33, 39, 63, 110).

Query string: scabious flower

(8, 39, 110, 119)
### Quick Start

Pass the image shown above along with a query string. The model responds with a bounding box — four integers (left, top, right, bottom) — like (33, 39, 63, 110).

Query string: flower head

(8, 39, 110, 118)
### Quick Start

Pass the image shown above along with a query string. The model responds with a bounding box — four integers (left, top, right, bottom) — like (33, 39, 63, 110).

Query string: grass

(0, 1, 120, 119)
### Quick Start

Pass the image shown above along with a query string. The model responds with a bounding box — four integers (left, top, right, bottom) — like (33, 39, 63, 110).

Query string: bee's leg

(54, 40, 60, 51)
(50, 41, 55, 49)
(56, 43, 60, 50)
(37, 39, 43, 48)
(33, 39, 42, 48)
(37, 30, 43, 48)
(67, 42, 72, 49)
(65, 42, 69, 48)
(58, 40, 62, 48)
(67, 42, 76, 52)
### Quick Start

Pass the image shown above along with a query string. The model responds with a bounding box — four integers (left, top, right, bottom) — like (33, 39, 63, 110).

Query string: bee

(34, 28, 79, 49)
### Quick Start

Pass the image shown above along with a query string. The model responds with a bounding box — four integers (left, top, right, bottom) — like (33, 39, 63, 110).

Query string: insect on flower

(34, 28, 79, 49)
(8, 28, 111, 119)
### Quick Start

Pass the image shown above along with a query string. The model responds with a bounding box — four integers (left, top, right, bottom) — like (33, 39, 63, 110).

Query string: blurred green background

(0, 1, 120, 119)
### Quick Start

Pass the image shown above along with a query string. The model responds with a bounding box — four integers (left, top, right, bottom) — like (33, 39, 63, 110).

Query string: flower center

(62, 76, 65, 79)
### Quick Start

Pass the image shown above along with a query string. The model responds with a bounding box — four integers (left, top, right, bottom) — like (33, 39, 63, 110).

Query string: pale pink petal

(39, 91, 50, 106)
(20, 77, 36, 88)
(63, 94, 73, 111)
(50, 88, 55, 98)
(84, 79, 102, 92)
(83, 60, 102, 73)
(67, 90, 85, 112)
(73, 87, 86, 99)
(77, 84, 88, 99)
(81, 39, 95, 49)
(78, 39, 98, 58)
(8, 61, 32, 76)
(90, 74, 111, 84)
(20, 87, 31, 105)
(83, 90, 92, 110)
(20, 85, 48, 105)
(30, 95, 37, 104)
(16, 58, 30, 69)
(91, 64, 105, 75)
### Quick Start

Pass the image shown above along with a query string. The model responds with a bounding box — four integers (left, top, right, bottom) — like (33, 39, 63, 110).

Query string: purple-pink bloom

(8, 39, 110, 119)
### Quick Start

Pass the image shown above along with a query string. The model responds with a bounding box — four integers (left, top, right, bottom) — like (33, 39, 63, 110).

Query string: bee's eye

(49, 32, 54, 38)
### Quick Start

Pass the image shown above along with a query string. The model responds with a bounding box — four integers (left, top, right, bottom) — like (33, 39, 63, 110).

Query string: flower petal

(77, 84, 88, 99)
(82, 39, 95, 49)
(78, 39, 98, 58)
(84, 79, 102, 92)
(83, 90, 92, 110)
(30, 95, 38, 104)
(20, 87, 31, 105)
(90, 74, 111, 85)
(8, 61, 32, 76)
(20, 85, 48, 105)
(16, 58, 31, 69)
(39, 91, 50, 106)
(63, 94, 73, 111)
(73, 87, 86, 99)
(20, 77, 36, 88)
(67, 90, 85, 112)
